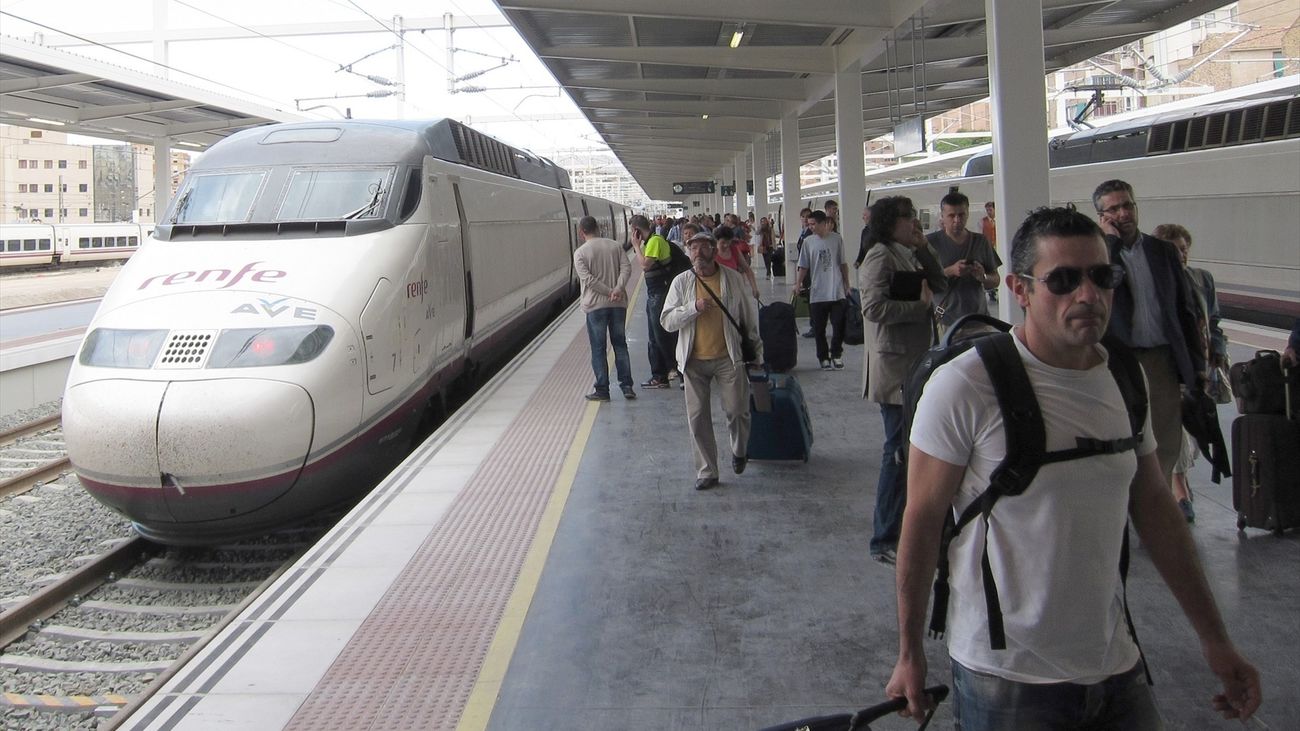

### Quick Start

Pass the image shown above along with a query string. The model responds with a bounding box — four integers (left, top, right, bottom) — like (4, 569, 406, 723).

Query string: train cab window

(277, 167, 394, 221)
(172, 171, 266, 224)
(398, 168, 421, 220)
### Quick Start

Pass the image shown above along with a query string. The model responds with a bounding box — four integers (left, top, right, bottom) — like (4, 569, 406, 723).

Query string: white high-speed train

(805, 91, 1300, 328)
(62, 119, 629, 544)
(0, 222, 152, 268)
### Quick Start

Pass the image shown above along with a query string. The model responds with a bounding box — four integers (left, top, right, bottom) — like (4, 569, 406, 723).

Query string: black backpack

(666, 239, 693, 278)
(902, 314, 1153, 682)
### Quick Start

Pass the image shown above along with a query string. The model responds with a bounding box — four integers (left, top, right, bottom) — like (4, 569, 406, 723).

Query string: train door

(423, 163, 467, 365)
(452, 181, 475, 343)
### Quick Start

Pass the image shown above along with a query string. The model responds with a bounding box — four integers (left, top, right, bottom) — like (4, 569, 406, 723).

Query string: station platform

(119, 271, 1297, 731)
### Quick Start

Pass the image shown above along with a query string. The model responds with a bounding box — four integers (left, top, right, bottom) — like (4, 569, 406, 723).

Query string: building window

(44, 184, 54, 193)
(60, 184, 67, 192)
(1274, 51, 1286, 78)
(18, 184, 27, 193)
(60, 208, 68, 218)
(44, 208, 54, 218)
(44, 160, 53, 169)
(30, 130, 42, 138)
(79, 208, 89, 217)
(79, 160, 88, 170)
(79, 183, 88, 192)
(18, 160, 27, 169)
(17, 210, 26, 219)
(58, 159, 67, 169)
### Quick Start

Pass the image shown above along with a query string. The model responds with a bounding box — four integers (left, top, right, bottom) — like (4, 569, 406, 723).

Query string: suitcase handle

(848, 685, 949, 729)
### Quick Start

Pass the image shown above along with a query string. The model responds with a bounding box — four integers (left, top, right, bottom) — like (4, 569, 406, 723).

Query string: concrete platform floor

(487, 275, 1298, 730)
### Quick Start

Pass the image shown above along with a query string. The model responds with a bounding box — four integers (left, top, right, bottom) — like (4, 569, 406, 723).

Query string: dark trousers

(871, 403, 907, 555)
(645, 287, 678, 379)
(809, 299, 846, 361)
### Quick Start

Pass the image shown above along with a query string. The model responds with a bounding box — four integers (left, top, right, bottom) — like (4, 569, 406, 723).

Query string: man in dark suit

(1093, 179, 1205, 486)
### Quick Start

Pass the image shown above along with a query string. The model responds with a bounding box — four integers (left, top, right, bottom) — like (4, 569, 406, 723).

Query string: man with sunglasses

(1094, 180, 1205, 487)
(887, 206, 1260, 729)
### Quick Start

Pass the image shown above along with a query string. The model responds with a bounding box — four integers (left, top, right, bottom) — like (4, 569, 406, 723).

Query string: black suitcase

(1230, 350, 1300, 417)
(771, 246, 787, 277)
(757, 685, 948, 731)
(1232, 415, 1300, 535)
(759, 300, 797, 373)
(747, 372, 813, 461)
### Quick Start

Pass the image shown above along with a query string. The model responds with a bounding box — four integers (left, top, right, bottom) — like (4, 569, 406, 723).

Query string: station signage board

(671, 181, 715, 195)
(720, 185, 735, 197)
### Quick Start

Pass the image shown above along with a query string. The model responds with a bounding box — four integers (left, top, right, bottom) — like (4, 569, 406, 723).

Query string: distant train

(0, 222, 153, 268)
(62, 119, 630, 544)
(805, 91, 1300, 328)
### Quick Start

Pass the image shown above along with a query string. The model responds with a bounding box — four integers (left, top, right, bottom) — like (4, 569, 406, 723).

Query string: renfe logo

(137, 262, 287, 290)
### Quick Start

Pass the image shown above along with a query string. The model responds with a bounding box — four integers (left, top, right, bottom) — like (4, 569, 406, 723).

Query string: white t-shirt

(910, 334, 1155, 684)
(796, 231, 846, 303)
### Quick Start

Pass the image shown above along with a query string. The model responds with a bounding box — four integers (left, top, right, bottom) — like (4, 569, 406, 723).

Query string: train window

(172, 171, 266, 224)
(39, 239, 51, 250)
(22, 239, 36, 251)
(277, 167, 394, 221)
(398, 168, 421, 220)
(91, 237, 103, 248)
(79, 237, 90, 248)
(129, 236, 138, 245)
(116, 236, 128, 247)
(6, 241, 18, 252)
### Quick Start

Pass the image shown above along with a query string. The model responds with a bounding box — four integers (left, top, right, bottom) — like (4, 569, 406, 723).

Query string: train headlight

(79, 328, 168, 368)
(207, 325, 335, 368)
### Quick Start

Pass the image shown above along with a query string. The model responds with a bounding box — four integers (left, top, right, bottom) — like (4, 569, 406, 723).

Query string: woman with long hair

(758, 218, 776, 279)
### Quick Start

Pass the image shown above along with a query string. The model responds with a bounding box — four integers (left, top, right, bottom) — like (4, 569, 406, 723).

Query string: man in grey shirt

(926, 191, 1001, 330)
(793, 210, 852, 370)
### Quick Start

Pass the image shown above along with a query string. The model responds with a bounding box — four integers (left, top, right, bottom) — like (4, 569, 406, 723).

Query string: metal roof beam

(565, 77, 813, 102)
(0, 72, 101, 95)
(599, 128, 757, 143)
(43, 17, 505, 46)
(608, 139, 749, 153)
(500, 0, 895, 30)
(578, 98, 785, 119)
(166, 117, 265, 135)
(926, 0, 1114, 28)
(76, 99, 202, 122)
(539, 45, 835, 74)
(588, 115, 774, 133)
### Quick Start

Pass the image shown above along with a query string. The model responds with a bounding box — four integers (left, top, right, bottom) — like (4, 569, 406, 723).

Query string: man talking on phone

(926, 192, 1001, 333)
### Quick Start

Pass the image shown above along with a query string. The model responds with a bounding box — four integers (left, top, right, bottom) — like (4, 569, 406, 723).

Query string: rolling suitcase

(747, 371, 813, 461)
(759, 300, 798, 373)
(1231, 357, 1300, 535)
(757, 685, 948, 731)
(771, 246, 787, 277)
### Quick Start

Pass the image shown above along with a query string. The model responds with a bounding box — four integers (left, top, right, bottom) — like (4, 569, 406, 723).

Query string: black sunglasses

(1018, 264, 1125, 295)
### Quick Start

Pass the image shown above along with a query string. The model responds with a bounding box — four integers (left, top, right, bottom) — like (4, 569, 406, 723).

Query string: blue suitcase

(747, 372, 813, 461)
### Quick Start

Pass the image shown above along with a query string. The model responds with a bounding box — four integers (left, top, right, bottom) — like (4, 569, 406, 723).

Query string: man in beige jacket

(574, 215, 634, 401)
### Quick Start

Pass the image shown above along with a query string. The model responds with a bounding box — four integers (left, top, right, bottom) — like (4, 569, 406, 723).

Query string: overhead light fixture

(176, 141, 203, 148)
(729, 26, 744, 48)
(28, 117, 66, 126)
(702, 114, 709, 120)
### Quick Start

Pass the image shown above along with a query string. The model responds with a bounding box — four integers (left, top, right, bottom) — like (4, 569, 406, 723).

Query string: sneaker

(641, 377, 671, 389)
(872, 548, 898, 565)
(802, 329, 815, 338)
(1178, 498, 1195, 524)
(820, 360, 832, 370)
(584, 391, 609, 402)
(831, 358, 845, 370)
(622, 388, 637, 400)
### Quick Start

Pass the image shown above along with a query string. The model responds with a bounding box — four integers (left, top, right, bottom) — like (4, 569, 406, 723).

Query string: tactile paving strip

(285, 330, 592, 731)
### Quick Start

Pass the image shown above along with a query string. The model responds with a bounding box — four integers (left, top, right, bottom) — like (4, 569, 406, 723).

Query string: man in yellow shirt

(661, 232, 762, 490)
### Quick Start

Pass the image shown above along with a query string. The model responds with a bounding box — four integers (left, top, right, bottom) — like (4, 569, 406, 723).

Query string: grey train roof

(192, 119, 572, 190)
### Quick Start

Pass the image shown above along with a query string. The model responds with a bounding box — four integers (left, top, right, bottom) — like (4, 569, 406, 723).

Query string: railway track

(0, 413, 68, 501)
(0, 529, 319, 727)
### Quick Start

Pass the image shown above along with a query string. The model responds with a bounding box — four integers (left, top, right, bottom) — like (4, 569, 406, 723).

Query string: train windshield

(173, 172, 266, 224)
(277, 167, 394, 221)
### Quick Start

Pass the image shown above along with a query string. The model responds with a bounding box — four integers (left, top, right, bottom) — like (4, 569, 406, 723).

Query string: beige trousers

(683, 357, 751, 479)
(1135, 345, 1182, 487)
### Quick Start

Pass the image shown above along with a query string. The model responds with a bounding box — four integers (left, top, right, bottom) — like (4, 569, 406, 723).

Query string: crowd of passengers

(569, 178, 1295, 727)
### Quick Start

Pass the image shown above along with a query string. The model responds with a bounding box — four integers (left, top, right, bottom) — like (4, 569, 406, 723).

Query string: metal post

(153, 137, 172, 220)
(394, 15, 406, 117)
(780, 111, 801, 255)
(834, 57, 866, 266)
(153, 0, 168, 78)
(445, 12, 455, 95)
(734, 156, 746, 218)
(752, 136, 770, 224)
(986, 0, 1050, 324)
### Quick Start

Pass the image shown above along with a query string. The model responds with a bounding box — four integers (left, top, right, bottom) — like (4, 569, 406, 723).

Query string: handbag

(697, 276, 759, 363)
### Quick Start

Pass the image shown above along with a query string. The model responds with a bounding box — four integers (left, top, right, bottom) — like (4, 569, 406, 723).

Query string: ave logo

(231, 297, 318, 320)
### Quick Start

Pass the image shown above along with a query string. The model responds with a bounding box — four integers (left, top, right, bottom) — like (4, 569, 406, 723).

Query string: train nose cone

(64, 378, 314, 525)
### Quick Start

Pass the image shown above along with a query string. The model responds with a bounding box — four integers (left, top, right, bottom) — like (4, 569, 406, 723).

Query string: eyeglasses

(1097, 201, 1136, 217)
(1018, 264, 1125, 295)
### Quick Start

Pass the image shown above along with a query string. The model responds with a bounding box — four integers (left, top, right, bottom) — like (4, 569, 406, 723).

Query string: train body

(0, 222, 152, 268)
(801, 91, 1300, 327)
(61, 119, 628, 544)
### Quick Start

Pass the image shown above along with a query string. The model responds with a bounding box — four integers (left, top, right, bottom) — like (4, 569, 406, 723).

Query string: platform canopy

(493, 0, 1237, 200)
(0, 34, 302, 149)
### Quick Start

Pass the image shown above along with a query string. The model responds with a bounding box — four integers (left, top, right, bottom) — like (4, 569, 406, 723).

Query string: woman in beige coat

(859, 196, 945, 563)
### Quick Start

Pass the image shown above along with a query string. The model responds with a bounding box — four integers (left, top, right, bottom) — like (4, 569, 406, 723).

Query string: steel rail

(0, 412, 61, 448)
(0, 456, 71, 500)
(0, 535, 161, 649)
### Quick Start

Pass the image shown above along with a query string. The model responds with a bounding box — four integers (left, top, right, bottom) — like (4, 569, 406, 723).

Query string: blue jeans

(952, 661, 1162, 731)
(871, 403, 906, 555)
(645, 287, 677, 379)
(585, 307, 632, 395)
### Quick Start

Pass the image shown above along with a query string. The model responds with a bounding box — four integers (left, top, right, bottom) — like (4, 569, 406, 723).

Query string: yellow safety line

(457, 258, 643, 730)
(456, 400, 601, 731)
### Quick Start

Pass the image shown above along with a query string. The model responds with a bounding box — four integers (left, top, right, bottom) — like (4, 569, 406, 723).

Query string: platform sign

(720, 185, 735, 197)
(894, 116, 926, 157)
(672, 181, 715, 195)
(746, 179, 754, 195)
